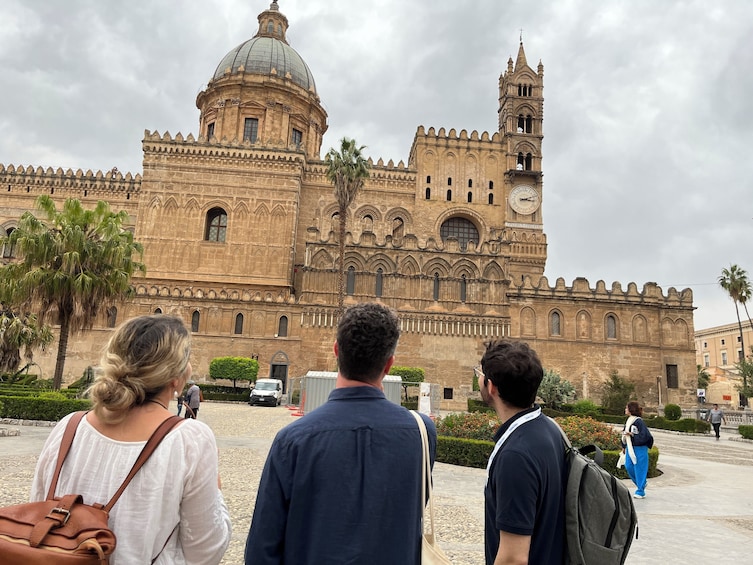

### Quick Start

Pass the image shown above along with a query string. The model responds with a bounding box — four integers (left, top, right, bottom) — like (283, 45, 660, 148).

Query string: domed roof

(212, 36, 317, 93)
(211, 1, 316, 93)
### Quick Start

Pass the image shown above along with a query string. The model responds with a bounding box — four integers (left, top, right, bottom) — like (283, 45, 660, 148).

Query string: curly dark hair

(480, 339, 543, 408)
(336, 303, 400, 383)
(626, 401, 643, 417)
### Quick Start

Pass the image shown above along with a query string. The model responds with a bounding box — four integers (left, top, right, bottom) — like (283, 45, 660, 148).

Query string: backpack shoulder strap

(104, 415, 183, 512)
(46, 411, 88, 500)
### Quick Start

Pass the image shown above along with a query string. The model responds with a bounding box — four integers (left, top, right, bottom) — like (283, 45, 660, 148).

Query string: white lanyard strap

(486, 407, 542, 480)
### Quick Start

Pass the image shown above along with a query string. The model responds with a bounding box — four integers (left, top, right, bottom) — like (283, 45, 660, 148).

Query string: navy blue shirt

(245, 386, 437, 565)
(484, 407, 566, 565)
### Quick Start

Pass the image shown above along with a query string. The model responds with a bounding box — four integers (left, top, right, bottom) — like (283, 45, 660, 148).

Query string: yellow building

(0, 1, 697, 409)
(695, 320, 753, 407)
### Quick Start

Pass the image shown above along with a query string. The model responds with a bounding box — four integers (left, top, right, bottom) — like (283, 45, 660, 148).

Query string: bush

(600, 371, 635, 414)
(467, 398, 494, 413)
(664, 403, 682, 420)
(209, 357, 258, 389)
(0, 395, 90, 420)
(739, 425, 753, 440)
(555, 416, 622, 450)
(537, 369, 576, 409)
(571, 399, 602, 416)
(603, 447, 661, 479)
(645, 416, 710, 433)
(436, 436, 493, 468)
(436, 412, 499, 441)
(401, 397, 418, 410)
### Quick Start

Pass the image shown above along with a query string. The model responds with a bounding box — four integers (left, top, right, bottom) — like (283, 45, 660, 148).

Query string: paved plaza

(1, 402, 753, 564)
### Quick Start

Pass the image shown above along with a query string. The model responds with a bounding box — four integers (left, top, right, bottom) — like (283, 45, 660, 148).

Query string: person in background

(245, 302, 436, 564)
(184, 379, 201, 419)
(706, 403, 727, 440)
(176, 388, 185, 416)
(478, 339, 566, 565)
(31, 314, 231, 564)
(622, 401, 654, 499)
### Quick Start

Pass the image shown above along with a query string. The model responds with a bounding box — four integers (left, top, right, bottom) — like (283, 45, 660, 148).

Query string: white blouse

(31, 413, 231, 565)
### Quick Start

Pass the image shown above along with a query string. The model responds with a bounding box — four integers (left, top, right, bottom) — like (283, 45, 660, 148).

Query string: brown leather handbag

(0, 411, 182, 564)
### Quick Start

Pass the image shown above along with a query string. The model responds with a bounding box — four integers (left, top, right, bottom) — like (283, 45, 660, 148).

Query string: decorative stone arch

(385, 207, 413, 236)
(434, 207, 485, 240)
(269, 350, 290, 392)
(147, 195, 162, 210)
(255, 202, 270, 217)
(520, 307, 536, 337)
(367, 254, 396, 273)
(184, 198, 200, 214)
(423, 258, 451, 278)
(310, 249, 334, 269)
(512, 140, 537, 157)
(354, 204, 382, 226)
(163, 196, 179, 214)
(400, 255, 420, 276)
(632, 314, 648, 343)
(483, 262, 504, 281)
(576, 310, 592, 340)
(271, 204, 286, 218)
(234, 200, 250, 219)
(343, 252, 367, 271)
(451, 259, 480, 279)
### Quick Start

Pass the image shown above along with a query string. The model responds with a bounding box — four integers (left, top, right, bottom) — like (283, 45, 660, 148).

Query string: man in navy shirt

(245, 302, 437, 564)
(478, 340, 566, 564)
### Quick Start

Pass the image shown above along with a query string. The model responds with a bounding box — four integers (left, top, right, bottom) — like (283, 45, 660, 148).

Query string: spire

(514, 41, 528, 71)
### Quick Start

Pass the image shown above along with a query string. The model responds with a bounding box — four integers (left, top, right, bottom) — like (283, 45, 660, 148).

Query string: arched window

(517, 153, 524, 170)
(346, 266, 356, 295)
(106, 306, 117, 328)
(460, 274, 467, 303)
(440, 217, 479, 251)
(446, 189, 452, 201)
(267, 20, 274, 33)
(433, 273, 440, 301)
(606, 315, 617, 339)
(517, 115, 524, 132)
(234, 313, 244, 335)
(392, 217, 404, 240)
(468, 179, 473, 188)
(488, 194, 494, 205)
(489, 180, 493, 190)
(191, 310, 200, 332)
(278, 316, 288, 337)
(376, 268, 383, 298)
(526, 115, 533, 133)
(205, 208, 227, 242)
(362, 214, 373, 232)
(550, 312, 561, 336)
(525, 153, 533, 170)
(425, 187, 431, 200)
(426, 175, 431, 183)
(447, 177, 452, 186)
(467, 192, 472, 203)
(154, 308, 162, 315)
(2, 227, 16, 259)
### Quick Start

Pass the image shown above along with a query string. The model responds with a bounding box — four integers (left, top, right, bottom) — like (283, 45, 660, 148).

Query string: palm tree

(719, 264, 750, 402)
(325, 137, 370, 312)
(0, 308, 53, 376)
(0, 195, 145, 389)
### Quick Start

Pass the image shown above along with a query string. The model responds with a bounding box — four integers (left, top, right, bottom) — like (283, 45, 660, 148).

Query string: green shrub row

(739, 425, 753, 440)
(202, 391, 250, 402)
(0, 395, 91, 421)
(436, 434, 660, 478)
(644, 416, 710, 433)
(467, 398, 494, 413)
(0, 387, 80, 399)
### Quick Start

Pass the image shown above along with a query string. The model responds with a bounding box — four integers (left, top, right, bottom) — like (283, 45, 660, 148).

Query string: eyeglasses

(473, 365, 485, 381)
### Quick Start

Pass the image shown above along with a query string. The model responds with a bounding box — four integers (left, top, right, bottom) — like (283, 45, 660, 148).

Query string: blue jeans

(625, 445, 649, 496)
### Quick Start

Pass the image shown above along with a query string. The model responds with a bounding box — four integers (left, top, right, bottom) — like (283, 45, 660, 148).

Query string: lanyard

(486, 407, 542, 481)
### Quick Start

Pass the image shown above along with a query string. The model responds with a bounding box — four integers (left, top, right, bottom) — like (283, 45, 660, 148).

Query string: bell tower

(498, 40, 546, 279)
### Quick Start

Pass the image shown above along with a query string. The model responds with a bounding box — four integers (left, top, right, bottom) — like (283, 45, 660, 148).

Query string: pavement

(2, 403, 753, 564)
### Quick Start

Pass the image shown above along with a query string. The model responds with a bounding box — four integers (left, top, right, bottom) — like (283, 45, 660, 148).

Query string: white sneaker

(633, 493, 645, 499)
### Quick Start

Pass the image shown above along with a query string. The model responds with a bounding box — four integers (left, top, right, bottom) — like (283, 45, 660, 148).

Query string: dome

(212, 36, 317, 93)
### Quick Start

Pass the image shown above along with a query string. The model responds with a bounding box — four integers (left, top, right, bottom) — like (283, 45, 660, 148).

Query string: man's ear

(383, 354, 395, 376)
(333, 341, 339, 358)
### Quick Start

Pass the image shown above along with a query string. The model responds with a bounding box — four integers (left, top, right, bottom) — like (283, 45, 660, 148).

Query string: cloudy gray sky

(2, 0, 752, 330)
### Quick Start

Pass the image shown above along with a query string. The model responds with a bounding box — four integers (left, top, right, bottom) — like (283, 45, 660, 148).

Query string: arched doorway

(269, 351, 290, 392)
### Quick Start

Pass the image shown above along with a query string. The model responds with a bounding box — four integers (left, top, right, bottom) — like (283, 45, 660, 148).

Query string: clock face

(508, 185, 540, 215)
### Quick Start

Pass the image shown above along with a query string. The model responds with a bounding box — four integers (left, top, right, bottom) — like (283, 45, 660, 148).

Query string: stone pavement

(2, 403, 753, 564)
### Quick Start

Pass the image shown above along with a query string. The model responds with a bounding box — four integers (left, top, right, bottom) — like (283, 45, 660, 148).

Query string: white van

(249, 378, 283, 406)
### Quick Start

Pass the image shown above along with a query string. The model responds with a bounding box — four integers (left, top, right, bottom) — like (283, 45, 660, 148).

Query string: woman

(31, 315, 231, 564)
(621, 401, 653, 499)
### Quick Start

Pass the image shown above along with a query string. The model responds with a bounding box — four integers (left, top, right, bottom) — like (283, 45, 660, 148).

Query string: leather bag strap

(410, 410, 436, 542)
(104, 415, 183, 512)
(46, 411, 88, 500)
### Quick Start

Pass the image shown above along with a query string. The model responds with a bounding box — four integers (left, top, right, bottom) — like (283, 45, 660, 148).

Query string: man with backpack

(477, 340, 566, 564)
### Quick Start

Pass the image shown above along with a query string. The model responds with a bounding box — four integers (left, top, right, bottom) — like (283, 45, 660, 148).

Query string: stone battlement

(0, 163, 140, 198)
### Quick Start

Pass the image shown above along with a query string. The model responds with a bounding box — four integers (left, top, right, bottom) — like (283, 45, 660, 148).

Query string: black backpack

(553, 420, 638, 565)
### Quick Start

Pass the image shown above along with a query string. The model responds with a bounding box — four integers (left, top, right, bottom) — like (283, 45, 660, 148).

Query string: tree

(0, 308, 53, 376)
(389, 365, 425, 401)
(0, 196, 145, 389)
(537, 369, 576, 409)
(735, 358, 753, 402)
(719, 264, 751, 403)
(209, 356, 259, 390)
(325, 137, 370, 312)
(600, 370, 635, 414)
(696, 364, 710, 390)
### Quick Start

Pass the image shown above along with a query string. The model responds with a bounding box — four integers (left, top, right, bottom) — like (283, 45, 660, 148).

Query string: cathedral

(0, 1, 696, 409)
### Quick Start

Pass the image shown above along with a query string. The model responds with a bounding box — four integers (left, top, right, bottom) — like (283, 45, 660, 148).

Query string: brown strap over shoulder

(46, 411, 87, 500)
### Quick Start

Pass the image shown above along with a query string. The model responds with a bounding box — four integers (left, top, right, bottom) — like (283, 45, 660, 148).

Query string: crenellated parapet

(511, 275, 693, 307)
(0, 163, 141, 199)
(408, 125, 502, 167)
(142, 130, 307, 171)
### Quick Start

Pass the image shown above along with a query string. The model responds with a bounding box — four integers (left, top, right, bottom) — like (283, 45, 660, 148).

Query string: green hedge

(467, 398, 494, 413)
(197, 383, 250, 402)
(0, 395, 91, 420)
(739, 425, 753, 440)
(645, 416, 710, 433)
(437, 435, 660, 478)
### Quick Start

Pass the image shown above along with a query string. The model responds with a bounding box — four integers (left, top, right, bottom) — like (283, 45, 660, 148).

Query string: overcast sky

(2, 0, 752, 331)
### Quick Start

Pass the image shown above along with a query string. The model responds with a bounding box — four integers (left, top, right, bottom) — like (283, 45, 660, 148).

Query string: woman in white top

(31, 314, 231, 564)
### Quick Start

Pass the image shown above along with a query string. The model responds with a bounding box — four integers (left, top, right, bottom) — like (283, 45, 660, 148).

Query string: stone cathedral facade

(0, 2, 696, 409)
